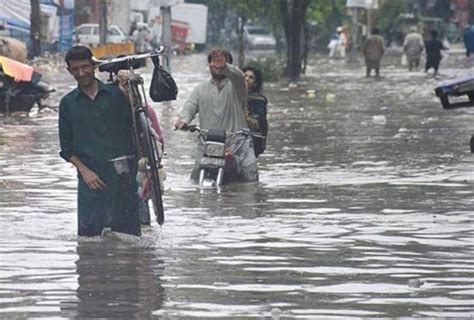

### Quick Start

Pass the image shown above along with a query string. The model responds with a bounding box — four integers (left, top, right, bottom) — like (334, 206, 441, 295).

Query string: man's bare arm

(69, 155, 107, 190)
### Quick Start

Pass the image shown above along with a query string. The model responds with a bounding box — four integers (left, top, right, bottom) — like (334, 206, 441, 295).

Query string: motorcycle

(0, 57, 54, 115)
(185, 125, 228, 187)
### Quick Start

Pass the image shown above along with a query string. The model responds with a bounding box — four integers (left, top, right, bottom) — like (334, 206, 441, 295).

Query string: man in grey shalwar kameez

(403, 26, 425, 71)
(175, 50, 258, 182)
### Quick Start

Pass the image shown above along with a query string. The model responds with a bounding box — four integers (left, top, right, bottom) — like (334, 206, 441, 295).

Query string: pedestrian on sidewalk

(363, 28, 385, 77)
(403, 26, 424, 71)
(424, 30, 447, 76)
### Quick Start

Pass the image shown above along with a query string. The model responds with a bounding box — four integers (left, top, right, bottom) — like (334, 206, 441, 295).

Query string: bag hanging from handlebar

(149, 55, 178, 102)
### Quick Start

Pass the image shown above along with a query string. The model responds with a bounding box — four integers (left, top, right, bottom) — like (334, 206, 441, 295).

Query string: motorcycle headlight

(205, 142, 225, 157)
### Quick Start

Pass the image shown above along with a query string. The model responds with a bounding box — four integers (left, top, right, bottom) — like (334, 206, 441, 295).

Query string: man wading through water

(174, 49, 258, 183)
(58, 45, 141, 236)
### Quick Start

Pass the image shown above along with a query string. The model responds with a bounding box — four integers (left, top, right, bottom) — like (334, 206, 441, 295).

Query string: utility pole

(99, 0, 108, 45)
(161, 5, 172, 72)
(30, 0, 42, 57)
(367, 6, 373, 36)
(470, 0, 474, 24)
(350, 7, 359, 61)
(366, 0, 379, 37)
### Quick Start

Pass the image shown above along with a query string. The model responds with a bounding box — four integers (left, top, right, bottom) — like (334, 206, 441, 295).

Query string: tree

(99, 0, 108, 45)
(279, 0, 310, 82)
(471, 1, 474, 24)
(376, 0, 409, 32)
(30, 0, 42, 58)
(307, 0, 347, 47)
(234, 0, 265, 67)
(197, 0, 269, 67)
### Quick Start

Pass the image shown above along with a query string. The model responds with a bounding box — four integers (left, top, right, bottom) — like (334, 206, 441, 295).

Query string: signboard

(347, 0, 378, 9)
(149, 0, 183, 7)
(58, 13, 73, 52)
(62, 0, 74, 9)
(91, 43, 135, 59)
(131, 0, 182, 11)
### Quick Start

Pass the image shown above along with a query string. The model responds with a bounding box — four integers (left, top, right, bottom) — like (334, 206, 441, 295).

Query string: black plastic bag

(149, 55, 178, 102)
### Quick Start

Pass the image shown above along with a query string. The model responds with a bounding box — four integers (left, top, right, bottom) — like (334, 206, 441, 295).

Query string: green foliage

(307, 0, 347, 26)
(306, 0, 349, 46)
(244, 56, 285, 83)
(375, 0, 409, 32)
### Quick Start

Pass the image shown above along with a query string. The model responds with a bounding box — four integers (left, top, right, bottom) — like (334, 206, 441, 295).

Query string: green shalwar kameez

(59, 80, 140, 236)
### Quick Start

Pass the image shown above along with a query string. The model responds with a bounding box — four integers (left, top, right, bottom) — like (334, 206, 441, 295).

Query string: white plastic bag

(442, 38, 450, 50)
(401, 54, 407, 66)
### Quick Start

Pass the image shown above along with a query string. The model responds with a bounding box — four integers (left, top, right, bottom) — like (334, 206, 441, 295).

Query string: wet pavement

(0, 47, 473, 318)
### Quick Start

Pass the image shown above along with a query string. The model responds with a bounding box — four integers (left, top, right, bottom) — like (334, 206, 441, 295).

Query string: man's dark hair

(65, 45, 93, 66)
(372, 28, 380, 35)
(242, 65, 263, 93)
(207, 50, 233, 64)
(431, 30, 438, 39)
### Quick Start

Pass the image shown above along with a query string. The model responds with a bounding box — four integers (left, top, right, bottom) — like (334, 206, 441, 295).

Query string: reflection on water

(69, 240, 165, 319)
(0, 53, 473, 318)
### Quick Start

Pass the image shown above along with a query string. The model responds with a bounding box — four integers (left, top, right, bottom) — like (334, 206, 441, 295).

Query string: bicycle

(97, 49, 166, 225)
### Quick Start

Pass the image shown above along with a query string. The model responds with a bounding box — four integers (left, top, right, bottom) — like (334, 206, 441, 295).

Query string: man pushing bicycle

(58, 45, 141, 237)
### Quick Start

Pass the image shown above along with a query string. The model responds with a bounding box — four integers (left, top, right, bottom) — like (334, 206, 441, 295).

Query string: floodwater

(0, 48, 473, 319)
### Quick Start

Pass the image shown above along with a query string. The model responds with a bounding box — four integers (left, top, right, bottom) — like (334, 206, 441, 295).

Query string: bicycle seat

(98, 55, 142, 74)
(97, 49, 163, 74)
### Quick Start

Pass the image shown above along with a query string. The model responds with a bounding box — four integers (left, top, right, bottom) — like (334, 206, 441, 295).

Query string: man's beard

(211, 72, 226, 81)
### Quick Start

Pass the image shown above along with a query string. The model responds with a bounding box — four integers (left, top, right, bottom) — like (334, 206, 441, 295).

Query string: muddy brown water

(0, 50, 473, 318)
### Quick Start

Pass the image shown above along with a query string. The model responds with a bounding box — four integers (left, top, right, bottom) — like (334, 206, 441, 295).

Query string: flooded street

(1, 49, 473, 318)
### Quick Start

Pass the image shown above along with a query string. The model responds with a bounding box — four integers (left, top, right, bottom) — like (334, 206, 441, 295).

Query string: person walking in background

(363, 28, 385, 77)
(327, 30, 339, 58)
(424, 30, 447, 76)
(403, 26, 425, 71)
(463, 25, 474, 57)
(242, 66, 268, 157)
(129, 20, 138, 37)
(336, 26, 347, 59)
(132, 27, 150, 54)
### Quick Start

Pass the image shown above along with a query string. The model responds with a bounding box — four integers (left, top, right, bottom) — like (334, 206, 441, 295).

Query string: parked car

(230, 25, 276, 51)
(244, 25, 276, 50)
(73, 23, 128, 47)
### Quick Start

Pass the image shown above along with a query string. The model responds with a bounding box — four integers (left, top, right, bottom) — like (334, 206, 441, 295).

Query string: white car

(244, 25, 276, 50)
(74, 23, 128, 47)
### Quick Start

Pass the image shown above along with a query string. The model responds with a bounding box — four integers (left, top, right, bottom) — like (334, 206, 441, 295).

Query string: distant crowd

(327, 24, 474, 78)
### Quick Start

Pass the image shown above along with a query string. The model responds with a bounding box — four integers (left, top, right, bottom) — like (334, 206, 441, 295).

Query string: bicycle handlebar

(97, 47, 165, 74)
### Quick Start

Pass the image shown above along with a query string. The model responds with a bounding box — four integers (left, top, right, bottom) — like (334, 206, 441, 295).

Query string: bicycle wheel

(138, 112, 165, 225)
